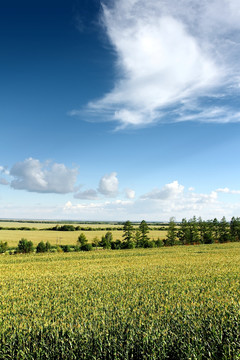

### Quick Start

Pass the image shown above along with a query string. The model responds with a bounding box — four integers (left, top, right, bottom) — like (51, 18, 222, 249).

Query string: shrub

(81, 243, 92, 251)
(17, 239, 34, 254)
(61, 245, 71, 253)
(0, 241, 8, 253)
(36, 241, 47, 253)
(155, 238, 163, 247)
(111, 239, 122, 250)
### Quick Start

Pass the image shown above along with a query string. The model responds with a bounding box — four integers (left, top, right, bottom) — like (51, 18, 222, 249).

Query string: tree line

(1, 216, 240, 254)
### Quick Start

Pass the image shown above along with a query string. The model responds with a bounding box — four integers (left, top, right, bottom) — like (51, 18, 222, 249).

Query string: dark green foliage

(61, 245, 71, 252)
(80, 243, 92, 251)
(166, 217, 177, 246)
(99, 232, 113, 249)
(154, 238, 163, 247)
(0, 241, 8, 253)
(230, 217, 240, 241)
(110, 239, 122, 250)
(121, 240, 135, 249)
(36, 241, 46, 253)
(218, 217, 230, 243)
(138, 220, 150, 247)
(16, 238, 34, 254)
(122, 221, 134, 246)
(143, 239, 156, 248)
(36, 241, 52, 253)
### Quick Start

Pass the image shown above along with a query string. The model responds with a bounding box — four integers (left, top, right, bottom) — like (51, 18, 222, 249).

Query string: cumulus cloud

(141, 180, 184, 200)
(78, 0, 240, 127)
(98, 172, 119, 197)
(74, 189, 99, 200)
(10, 158, 78, 194)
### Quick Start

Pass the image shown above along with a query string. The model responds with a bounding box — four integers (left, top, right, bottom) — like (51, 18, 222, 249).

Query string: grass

(0, 243, 240, 359)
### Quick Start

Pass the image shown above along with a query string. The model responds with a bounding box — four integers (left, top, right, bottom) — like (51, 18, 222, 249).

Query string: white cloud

(10, 158, 78, 194)
(98, 172, 119, 197)
(141, 180, 184, 200)
(74, 189, 99, 200)
(78, 0, 240, 127)
(125, 188, 135, 199)
(216, 187, 240, 195)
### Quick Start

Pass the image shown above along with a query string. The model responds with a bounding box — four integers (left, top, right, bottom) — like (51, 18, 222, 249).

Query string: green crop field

(0, 243, 240, 359)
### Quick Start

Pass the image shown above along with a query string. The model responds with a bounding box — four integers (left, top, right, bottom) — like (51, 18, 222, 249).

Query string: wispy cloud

(216, 187, 240, 195)
(74, 189, 99, 200)
(79, 0, 240, 128)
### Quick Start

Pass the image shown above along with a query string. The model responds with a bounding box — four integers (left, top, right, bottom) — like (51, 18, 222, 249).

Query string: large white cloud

(82, 0, 240, 127)
(98, 172, 119, 197)
(10, 158, 78, 194)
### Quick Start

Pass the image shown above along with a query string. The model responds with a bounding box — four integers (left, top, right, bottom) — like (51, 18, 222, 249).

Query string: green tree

(166, 217, 177, 246)
(218, 217, 230, 243)
(77, 233, 88, 247)
(230, 217, 240, 241)
(139, 220, 150, 247)
(17, 238, 34, 254)
(122, 221, 135, 248)
(99, 232, 112, 249)
(36, 241, 46, 253)
(178, 218, 191, 245)
(203, 221, 214, 244)
(134, 229, 142, 248)
(189, 216, 200, 244)
(212, 218, 219, 242)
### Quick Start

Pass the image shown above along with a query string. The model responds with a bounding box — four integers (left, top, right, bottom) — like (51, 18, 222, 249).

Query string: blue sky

(1, 0, 240, 221)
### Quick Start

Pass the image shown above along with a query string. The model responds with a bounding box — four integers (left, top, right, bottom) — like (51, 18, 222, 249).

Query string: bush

(111, 239, 122, 250)
(121, 241, 135, 249)
(17, 239, 34, 254)
(61, 245, 71, 253)
(36, 241, 52, 253)
(0, 241, 8, 253)
(81, 243, 92, 251)
(155, 238, 163, 247)
(56, 246, 63, 253)
(45, 241, 51, 251)
(36, 241, 46, 253)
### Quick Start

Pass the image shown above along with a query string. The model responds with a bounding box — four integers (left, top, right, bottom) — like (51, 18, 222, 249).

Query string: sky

(1, 0, 240, 221)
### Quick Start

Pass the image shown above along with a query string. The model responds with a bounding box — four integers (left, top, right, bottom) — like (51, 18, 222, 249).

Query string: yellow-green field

(0, 243, 240, 359)
(0, 222, 168, 247)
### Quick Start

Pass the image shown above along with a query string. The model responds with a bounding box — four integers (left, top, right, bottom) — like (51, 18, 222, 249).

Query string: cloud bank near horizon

(1, 158, 240, 220)
(79, 0, 240, 128)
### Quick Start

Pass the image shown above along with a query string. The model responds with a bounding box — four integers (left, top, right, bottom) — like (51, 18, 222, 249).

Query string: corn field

(0, 243, 240, 359)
